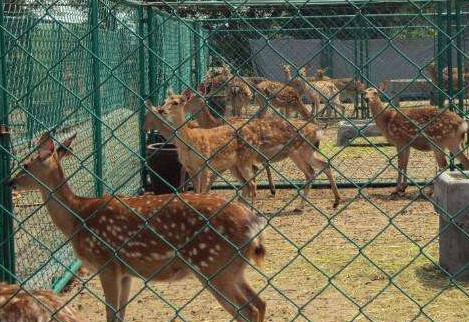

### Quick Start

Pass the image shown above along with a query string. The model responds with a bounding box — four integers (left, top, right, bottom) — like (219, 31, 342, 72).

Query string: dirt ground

(13, 101, 469, 321)
(62, 185, 469, 322)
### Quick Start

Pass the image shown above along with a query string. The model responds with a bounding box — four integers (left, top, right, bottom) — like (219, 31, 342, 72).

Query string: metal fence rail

(0, 0, 469, 322)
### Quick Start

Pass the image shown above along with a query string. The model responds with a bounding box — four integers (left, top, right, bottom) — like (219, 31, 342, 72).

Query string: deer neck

(427, 64, 438, 82)
(368, 98, 389, 128)
(171, 105, 193, 140)
(200, 104, 222, 128)
(38, 163, 81, 238)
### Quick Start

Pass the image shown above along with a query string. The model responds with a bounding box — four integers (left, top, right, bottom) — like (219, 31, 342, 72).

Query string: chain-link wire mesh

(1, 0, 469, 321)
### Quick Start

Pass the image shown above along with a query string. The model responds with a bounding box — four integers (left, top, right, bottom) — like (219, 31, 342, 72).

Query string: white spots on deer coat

(171, 223, 176, 228)
(208, 256, 214, 262)
(200, 261, 208, 268)
(199, 243, 207, 250)
(215, 244, 221, 251)
(209, 248, 218, 255)
(180, 223, 186, 231)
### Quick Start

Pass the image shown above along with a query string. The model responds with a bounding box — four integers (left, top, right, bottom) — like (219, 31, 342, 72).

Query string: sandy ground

(60, 186, 469, 322)
(11, 101, 469, 322)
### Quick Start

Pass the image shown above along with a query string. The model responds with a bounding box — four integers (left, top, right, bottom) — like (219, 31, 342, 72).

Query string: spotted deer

(143, 99, 276, 196)
(297, 68, 346, 126)
(201, 67, 254, 117)
(363, 85, 469, 195)
(0, 282, 83, 322)
(156, 89, 259, 203)
(254, 79, 312, 120)
(281, 64, 320, 116)
(181, 89, 341, 210)
(7, 132, 267, 322)
(426, 62, 469, 101)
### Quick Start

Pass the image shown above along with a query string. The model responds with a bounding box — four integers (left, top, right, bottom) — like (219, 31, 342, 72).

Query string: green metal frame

(0, 0, 15, 283)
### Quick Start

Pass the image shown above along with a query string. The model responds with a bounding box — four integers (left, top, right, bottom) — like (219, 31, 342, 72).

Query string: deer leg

(265, 164, 276, 196)
(202, 271, 261, 322)
(432, 147, 448, 170)
(236, 165, 257, 206)
(231, 166, 255, 206)
(393, 147, 410, 195)
(99, 266, 121, 322)
(449, 141, 469, 170)
(117, 275, 132, 321)
(309, 152, 341, 208)
(290, 153, 314, 212)
(239, 279, 266, 322)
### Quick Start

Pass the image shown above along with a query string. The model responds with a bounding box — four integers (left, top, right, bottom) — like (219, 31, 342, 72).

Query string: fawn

(182, 89, 341, 210)
(363, 85, 469, 195)
(0, 282, 83, 322)
(7, 132, 266, 322)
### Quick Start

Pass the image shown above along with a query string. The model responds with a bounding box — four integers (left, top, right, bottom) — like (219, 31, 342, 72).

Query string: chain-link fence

(1, 0, 469, 321)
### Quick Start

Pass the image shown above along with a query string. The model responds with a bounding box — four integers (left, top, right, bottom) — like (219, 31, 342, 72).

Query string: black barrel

(146, 142, 186, 194)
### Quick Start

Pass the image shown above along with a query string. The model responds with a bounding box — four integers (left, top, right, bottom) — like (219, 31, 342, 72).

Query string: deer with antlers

(7, 132, 267, 322)
(158, 89, 341, 210)
(0, 282, 83, 322)
(362, 84, 469, 195)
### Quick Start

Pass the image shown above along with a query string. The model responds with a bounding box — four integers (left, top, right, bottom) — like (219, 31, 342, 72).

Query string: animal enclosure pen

(0, 0, 469, 321)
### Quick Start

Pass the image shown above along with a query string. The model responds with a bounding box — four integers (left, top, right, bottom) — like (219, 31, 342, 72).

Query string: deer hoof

(293, 207, 303, 214)
(333, 199, 340, 209)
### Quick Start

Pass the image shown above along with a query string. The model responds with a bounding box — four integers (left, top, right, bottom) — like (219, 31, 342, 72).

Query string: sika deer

(281, 64, 320, 116)
(144, 98, 276, 196)
(363, 86, 469, 195)
(183, 89, 341, 210)
(157, 89, 259, 203)
(0, 282, 83, 322)
(255, 79, 311, 119)
(8, 133, 267, 322)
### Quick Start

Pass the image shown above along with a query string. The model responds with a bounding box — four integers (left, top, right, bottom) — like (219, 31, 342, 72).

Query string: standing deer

(144, 99, 276, 196)
(181, 89, 341, 210)
(363, 85, 469, 195)
(281, 64, 320, 117)
(254, 79, 312, 120)
(156, 89, 259, 203)
(7, 132, 267, 322)
(0, 282, 83, 322)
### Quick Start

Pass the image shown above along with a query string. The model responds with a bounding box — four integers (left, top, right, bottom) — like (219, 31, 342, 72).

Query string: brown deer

(0, 282, 83, 322)
(426, 62, 469, 101)
(156, 89, 259, 203)
(281, 64, 320, 116)
(7, 132, 267, 322)
(254, 79, 312, 120)
(181, 89, 341, 210)
(363, 85, 469, 195)
(144, 99, 277, 196)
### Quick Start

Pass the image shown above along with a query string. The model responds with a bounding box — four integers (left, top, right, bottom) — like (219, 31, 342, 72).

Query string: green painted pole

(147, 8, 157, 104)
(90, 0, 103, 196)
(445, 1, 455, 171)
(195, 23, 203, 85)
(137, 7, 148, 190)
(437, 3, 445, 108)
(455, 0, 465, 115)
(177, 23, 182, 92)
(0, 3, 15, 283)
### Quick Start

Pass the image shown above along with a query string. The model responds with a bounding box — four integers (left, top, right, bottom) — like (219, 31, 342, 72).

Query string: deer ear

(57, 133, 77, 159)
(37, 132, 55, 160)
(166, 88, 174, 97)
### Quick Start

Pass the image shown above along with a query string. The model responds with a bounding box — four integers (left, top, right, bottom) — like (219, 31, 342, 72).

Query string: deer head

(363, 88, 380, 104)
(8, 132, 76, 192)
(316, 68, 327, 77)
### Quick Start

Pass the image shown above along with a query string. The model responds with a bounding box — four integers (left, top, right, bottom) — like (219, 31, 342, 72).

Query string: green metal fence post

(0, 2, 15, 283)
(147, 8, 157, 104)
(90, 0, 104, 197)
(436, 2, 445, 108)
(194, 22, 203, 85)
(137, 7, 148, 190)
(455, 0, 465, 114)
